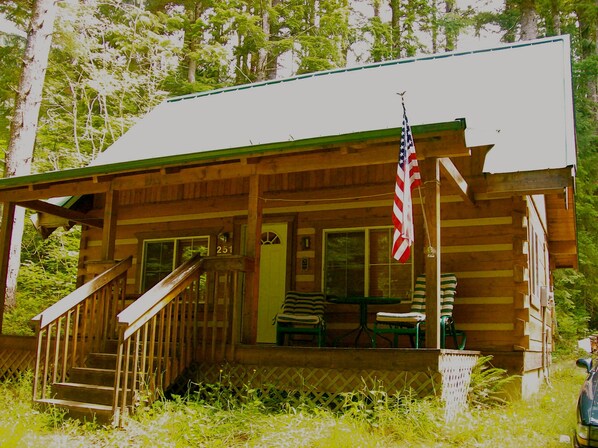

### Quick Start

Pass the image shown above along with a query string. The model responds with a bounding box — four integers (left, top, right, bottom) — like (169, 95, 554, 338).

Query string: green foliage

(363, 13, 394, 62)
(467, 355, 515, 409)
(553, 269, 591, 356)
(293, 0, 352, 74)
(0, 33, 24, 169)
(33, 0, 179, 172)
(2, 222, 79, 336)
(0, 371, 45, 446)
(554, 53, 598, 340)
(0, 1, 31, 30)
(0, 359, 586, 447)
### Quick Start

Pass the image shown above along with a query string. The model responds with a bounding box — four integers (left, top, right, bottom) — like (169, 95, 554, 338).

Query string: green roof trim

(0, 119, 465, 191)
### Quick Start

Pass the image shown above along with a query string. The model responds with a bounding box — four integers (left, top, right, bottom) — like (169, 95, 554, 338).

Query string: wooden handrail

(113, 253, 205, 424)
(112, 255, 253, 425)
(117, 253, 203, 334)
(32, 257, 133, 329)
(32, 256, 132, 403)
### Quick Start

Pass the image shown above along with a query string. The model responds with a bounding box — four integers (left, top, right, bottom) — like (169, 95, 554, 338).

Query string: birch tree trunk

(2, 0, 58, 310)
(519, 0, 538, 41)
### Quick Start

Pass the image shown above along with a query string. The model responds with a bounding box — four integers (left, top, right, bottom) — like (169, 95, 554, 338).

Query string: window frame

(322, 226, 414, 299)
(139, 235, 210, 293)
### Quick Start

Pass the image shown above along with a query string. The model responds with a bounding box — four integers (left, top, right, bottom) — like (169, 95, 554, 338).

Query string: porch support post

(423, 159, 441, 349)
(0, 202, 16, 334)
(101, 188, 118, 261)
(243, 174, 263, 344)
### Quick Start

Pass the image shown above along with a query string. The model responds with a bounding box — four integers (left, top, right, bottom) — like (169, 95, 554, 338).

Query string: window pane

(143, 237, 210, 293)
(178, 237, 209, 264)
(143, 241, 175, 290)
(368, 229, 412, 297)
(325, 232, 365, 297)
(178, 238, 209, 302)
(370, 229, 390, 264)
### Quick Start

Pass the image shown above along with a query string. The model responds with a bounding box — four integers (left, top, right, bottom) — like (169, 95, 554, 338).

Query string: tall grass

(0, 359, 585, 447)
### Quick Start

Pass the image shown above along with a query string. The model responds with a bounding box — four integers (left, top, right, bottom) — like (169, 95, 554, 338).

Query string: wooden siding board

(452, 304, 513, 324)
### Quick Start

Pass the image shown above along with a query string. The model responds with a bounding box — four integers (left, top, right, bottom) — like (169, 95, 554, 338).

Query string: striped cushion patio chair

(276, 291, 327, 347)
(372, 273, 466, 349)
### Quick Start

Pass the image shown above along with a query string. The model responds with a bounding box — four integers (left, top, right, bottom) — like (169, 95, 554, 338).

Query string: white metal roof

(91, 35, 576, 174)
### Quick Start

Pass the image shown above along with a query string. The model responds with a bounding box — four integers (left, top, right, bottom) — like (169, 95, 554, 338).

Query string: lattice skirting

(0, 337, 36, 382)
(439, 352, 478, 421)
(194, 352, 477, 419)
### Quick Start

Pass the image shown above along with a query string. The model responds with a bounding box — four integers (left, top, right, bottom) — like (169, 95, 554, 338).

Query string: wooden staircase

(36, 344, 130, 424)
(31, 254, 253, 425)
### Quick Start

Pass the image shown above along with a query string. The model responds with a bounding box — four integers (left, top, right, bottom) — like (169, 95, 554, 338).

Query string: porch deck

(0, 333, 478, 421)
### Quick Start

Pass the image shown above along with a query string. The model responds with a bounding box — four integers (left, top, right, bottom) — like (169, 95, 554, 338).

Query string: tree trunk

(390, 0, 401, 58)
(256, 0, 271, 81)
(2, 0, 58, 312)
(519, 0, 538, 41)
(575, 0, 598, 119)
(187, 57, 197, 84)
(445, 0, 456, 52)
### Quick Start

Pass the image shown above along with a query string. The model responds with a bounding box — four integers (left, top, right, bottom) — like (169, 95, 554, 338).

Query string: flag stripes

(392, 100, 421, 262)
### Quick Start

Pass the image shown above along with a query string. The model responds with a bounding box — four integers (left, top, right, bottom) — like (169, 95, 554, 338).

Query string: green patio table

(329, 296, 403, 347)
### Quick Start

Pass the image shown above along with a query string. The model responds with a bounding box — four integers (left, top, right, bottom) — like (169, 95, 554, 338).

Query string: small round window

(261, 231, 281, 245)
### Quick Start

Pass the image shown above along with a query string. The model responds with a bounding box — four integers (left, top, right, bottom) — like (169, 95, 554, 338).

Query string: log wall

(78, 162, 553, 363)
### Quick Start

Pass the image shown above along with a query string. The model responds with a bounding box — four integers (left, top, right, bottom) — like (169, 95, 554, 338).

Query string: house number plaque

(217, 232, 232, 255)
(216, 244, 233, 255)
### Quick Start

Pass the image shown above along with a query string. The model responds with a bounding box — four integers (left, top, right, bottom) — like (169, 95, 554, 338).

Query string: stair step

(52, 382, 134, 406)
(86, 352, 117, 369)
(103, 339, 119, 353)
(35, 398, 114, 425)
(69, 367, 126, 387)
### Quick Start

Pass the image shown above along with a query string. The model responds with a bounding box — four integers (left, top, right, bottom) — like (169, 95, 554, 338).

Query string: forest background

(0, 0, 596, 354)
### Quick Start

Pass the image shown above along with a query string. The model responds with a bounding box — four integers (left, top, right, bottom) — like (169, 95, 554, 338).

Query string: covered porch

(13, 248, 479, 424)
(0, 119, 488, 423)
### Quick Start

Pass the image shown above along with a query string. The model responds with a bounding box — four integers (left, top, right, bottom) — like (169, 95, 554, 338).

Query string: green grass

(0, 360, 585, 448)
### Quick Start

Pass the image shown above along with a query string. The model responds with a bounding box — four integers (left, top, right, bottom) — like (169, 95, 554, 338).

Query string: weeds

(0, 359, 585, 447)
(467, 355, 516, 409)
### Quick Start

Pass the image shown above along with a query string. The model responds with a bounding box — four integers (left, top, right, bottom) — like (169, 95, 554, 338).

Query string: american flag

(392, 100, 421, 262)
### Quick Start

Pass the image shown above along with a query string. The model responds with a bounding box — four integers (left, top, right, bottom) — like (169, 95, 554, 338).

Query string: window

(529, 226, 548, 308)
(141, 236, 209, 291)
(323, 228, 413, 298)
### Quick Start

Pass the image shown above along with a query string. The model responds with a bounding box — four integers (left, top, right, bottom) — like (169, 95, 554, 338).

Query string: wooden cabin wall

(78, 183, 250, 292)
(76, 162, 552, 357)
(525, 196, 553, 360)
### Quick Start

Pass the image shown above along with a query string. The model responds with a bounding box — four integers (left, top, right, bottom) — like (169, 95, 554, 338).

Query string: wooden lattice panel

(0, 349, 35, 381)
(439, 352, 478, 421)
(196, 362, 442, 411)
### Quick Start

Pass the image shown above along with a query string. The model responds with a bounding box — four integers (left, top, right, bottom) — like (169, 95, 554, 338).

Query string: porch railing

(112, 254, 253, 425)
(31, 256, 132, 401)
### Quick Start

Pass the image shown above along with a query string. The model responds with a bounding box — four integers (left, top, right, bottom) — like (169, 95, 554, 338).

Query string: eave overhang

(0, 116, 578, 269)
(0, 120, 466, 197)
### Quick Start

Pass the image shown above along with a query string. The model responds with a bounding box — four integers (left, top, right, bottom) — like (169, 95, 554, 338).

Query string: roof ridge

(167, 35, 569, 104)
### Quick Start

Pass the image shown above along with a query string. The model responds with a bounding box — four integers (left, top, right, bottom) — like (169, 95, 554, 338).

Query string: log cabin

(0, 35, 577, 424)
